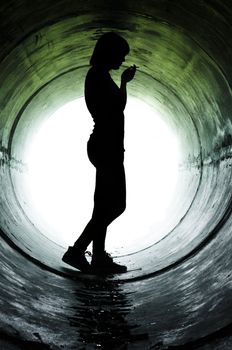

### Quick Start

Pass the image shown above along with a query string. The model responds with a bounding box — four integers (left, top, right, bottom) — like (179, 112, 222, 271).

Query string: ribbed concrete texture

(1, 0, 232, 349)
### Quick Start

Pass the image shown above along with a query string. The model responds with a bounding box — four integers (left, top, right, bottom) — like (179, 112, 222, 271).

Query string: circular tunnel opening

(1, 14, 215, 278)
(6, 55, 200, 277)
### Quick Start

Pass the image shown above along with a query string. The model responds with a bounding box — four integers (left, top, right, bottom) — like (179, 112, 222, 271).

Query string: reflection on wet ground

(69, 276, 149, 349)
(0, 237, 149, 349)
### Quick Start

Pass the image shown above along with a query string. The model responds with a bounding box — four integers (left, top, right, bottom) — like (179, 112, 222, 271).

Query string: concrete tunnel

(1, 0, 232, 349)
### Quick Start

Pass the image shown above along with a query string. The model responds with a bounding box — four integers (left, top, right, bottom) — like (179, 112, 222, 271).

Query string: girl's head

(90, 32, 130, 70)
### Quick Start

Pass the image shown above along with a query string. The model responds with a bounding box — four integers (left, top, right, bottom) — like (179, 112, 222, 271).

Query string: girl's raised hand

(121, 65, 137, 84)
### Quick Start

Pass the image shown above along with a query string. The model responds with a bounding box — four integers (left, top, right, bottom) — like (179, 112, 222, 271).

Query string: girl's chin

(112, 64, 121, 70)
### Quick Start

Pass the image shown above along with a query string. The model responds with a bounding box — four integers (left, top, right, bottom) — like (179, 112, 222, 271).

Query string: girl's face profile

(109, 52, 126, 70)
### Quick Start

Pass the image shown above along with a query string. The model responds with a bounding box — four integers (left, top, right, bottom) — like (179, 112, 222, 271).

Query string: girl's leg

(63, 159, 126, 272)
(91, 165, 125, 248)
(91, 164, 127, 272)
(73, 217, 107, 254)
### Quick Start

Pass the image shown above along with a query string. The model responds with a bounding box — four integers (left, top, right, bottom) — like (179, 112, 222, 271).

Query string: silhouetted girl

(62, 32, 136, 273)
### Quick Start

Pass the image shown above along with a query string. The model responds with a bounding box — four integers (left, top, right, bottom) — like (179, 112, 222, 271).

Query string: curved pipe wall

(1, 1, 232, 349)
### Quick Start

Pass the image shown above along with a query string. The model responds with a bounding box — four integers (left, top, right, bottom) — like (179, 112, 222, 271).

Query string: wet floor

(1, 229, 232, 350)
(0, 237, 150, 349)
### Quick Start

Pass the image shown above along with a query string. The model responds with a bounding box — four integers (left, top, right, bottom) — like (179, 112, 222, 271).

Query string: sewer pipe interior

(1, 1, 232, 349)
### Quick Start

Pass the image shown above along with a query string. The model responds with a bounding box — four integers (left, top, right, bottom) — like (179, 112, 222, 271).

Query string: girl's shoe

(91, 251, 127, 274)
(62, 246, 91, 273)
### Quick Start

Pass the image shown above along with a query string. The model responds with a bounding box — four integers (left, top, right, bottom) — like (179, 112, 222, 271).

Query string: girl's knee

(120, 200, 126, 215)
(112, 201, 126, 220)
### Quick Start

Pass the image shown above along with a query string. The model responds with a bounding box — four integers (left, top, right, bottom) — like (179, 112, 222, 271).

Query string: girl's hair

(90, 32, 130, 66)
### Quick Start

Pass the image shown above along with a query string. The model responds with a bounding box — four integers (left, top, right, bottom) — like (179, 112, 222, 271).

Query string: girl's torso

(85, 66, 125, 150)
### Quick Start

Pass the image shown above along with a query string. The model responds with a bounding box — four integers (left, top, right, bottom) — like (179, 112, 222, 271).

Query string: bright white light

(24, 97, 180, 254)
(24, 98, 95, 246)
